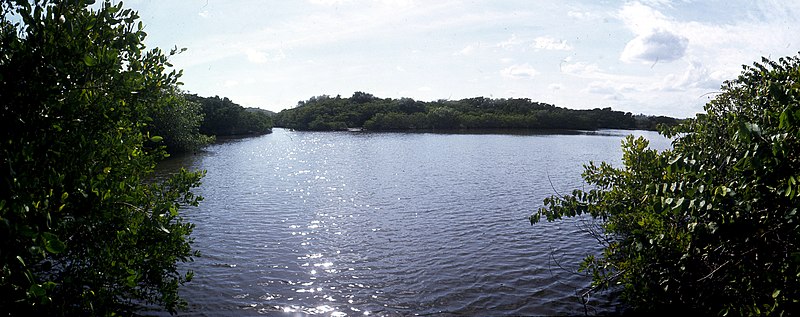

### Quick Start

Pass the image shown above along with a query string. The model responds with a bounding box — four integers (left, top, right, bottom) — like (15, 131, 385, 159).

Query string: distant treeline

(149, 94, 274, 154)
(186, 94, 274, 137)
(274, 92, 679, 131)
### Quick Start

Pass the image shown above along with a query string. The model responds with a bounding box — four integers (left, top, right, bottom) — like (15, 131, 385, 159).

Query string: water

(157, 128, 671, 316)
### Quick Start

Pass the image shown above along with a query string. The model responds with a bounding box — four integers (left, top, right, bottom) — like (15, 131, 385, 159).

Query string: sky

(126, 0, 800, 118)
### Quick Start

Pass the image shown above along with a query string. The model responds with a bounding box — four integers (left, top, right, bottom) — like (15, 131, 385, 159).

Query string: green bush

(188, 95, 273, 136)
(148, 88, 215, 154)
(1, 1, 203, 315)
(532, 54, 800, 315)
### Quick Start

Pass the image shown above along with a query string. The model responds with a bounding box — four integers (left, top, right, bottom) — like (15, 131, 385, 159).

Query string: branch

(580, 269, 626, 298)
(546, 170, 566, 200)
(696, 260, 729, 282)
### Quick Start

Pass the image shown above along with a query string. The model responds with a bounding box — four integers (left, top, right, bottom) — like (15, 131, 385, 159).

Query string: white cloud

(532, 36, 573, 51)
(496, 34, 573, 51)
(497, 34, 524, 49)
(584, 81, 617, 94)
(175, 1, 464, 68)
(640, 0, 675, 8)
(620, 29, 688, 63)
(561, 61, 601, 76)
(654, 61, 720, 91)
(223, 80, 239, 87)
(308, 0, 353, 5)
(617, 2, 687, 64)
(582, 81, 636, 101)
(567, 10, 598, 20)
(244, 49, 285, 64)
(134, 0, 800, 118)
(245, 49, 268, 64)
(618, 2, 671, 34)
(378, 0, 415, 7)
(455, 44, 476, 56)
(501, 63, 538, 79)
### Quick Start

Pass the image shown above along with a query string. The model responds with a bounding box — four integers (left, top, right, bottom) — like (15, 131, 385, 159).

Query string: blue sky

(128, 0, 800, 118)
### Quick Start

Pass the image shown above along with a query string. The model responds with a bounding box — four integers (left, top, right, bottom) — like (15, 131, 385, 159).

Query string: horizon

(129, 0, 800, 118)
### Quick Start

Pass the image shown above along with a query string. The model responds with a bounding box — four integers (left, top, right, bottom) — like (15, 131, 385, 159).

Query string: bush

(532, 54, 800, 315)
(1, 1, 203, 314)
(149, 88, 215, 154)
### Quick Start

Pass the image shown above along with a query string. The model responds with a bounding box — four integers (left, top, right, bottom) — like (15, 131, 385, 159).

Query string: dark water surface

(157, 128, 671, 316)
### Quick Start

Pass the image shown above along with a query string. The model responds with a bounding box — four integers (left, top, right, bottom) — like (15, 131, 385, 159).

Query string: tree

(148, 88, 214, 154)
(531, 54, 800, 315)
(1, 1, 203, 315)
(188, 95, 273, 136)
(427, 106, 461, 129)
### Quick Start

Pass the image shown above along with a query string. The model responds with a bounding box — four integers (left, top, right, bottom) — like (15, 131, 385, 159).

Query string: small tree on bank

(1, 0, 203, 315)
(532, 54, 800, 315)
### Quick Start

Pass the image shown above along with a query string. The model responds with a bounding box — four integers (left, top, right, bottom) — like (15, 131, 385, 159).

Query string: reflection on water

(155, 128, 670, 316)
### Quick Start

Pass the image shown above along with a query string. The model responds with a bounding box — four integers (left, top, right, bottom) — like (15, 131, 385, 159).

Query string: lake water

(157, 128, 671, 316)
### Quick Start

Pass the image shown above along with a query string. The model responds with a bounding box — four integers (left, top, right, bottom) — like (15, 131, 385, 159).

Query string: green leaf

(42, 232, 66, 254)
(779, 108, 791, 129)
(150, 135, 163, 142)
(83, 55, 97, 66)
(673, 197, 685, 210)
(158, 223, 170, 233)
(28, 284, 46, 297)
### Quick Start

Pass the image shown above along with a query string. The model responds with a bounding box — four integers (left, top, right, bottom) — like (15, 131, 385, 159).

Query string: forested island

(274, 92, 679, 131)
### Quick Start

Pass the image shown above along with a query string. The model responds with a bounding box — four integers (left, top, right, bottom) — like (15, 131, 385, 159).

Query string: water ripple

(158, 128, 670, 316)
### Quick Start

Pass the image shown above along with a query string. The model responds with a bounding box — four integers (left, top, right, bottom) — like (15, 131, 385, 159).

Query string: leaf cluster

(186, 94, 273, 137)
(532, 54, 800, 315)
(1, 1, 203, 315)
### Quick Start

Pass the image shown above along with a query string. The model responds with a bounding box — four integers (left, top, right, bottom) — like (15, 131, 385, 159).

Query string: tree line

(274, 92, 679, 131)
(149, 93, 274, 154)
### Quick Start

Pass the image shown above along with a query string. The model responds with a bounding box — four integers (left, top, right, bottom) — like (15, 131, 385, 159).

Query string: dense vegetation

(147, 88, 214, 154)
(186, 94, 273, 138)
(274, 91, 678, 131)
(1, 1, 204, 315)
(147, 93, 274, 154)
(532, 54, 800, 315)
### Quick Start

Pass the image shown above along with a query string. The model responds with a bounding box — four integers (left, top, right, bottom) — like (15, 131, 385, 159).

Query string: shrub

(532, 54, 800, 315)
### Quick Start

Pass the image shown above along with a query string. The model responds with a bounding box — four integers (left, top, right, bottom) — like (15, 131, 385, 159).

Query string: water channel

(157, 128, 671, 316)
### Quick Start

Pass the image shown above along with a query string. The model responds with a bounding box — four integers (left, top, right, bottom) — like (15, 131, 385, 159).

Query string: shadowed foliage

(1, 0, 204, 314)
(532, 54, 800, 315)
(274, 92, 678, 131)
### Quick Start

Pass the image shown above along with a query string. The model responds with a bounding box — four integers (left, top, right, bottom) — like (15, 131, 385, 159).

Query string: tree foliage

(147, 88, 214, 154)
(531, 54, 800, 315)
(1, 0, 203, 314)
(274, 92, 679, 131)
(187, 94, 273, 137)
